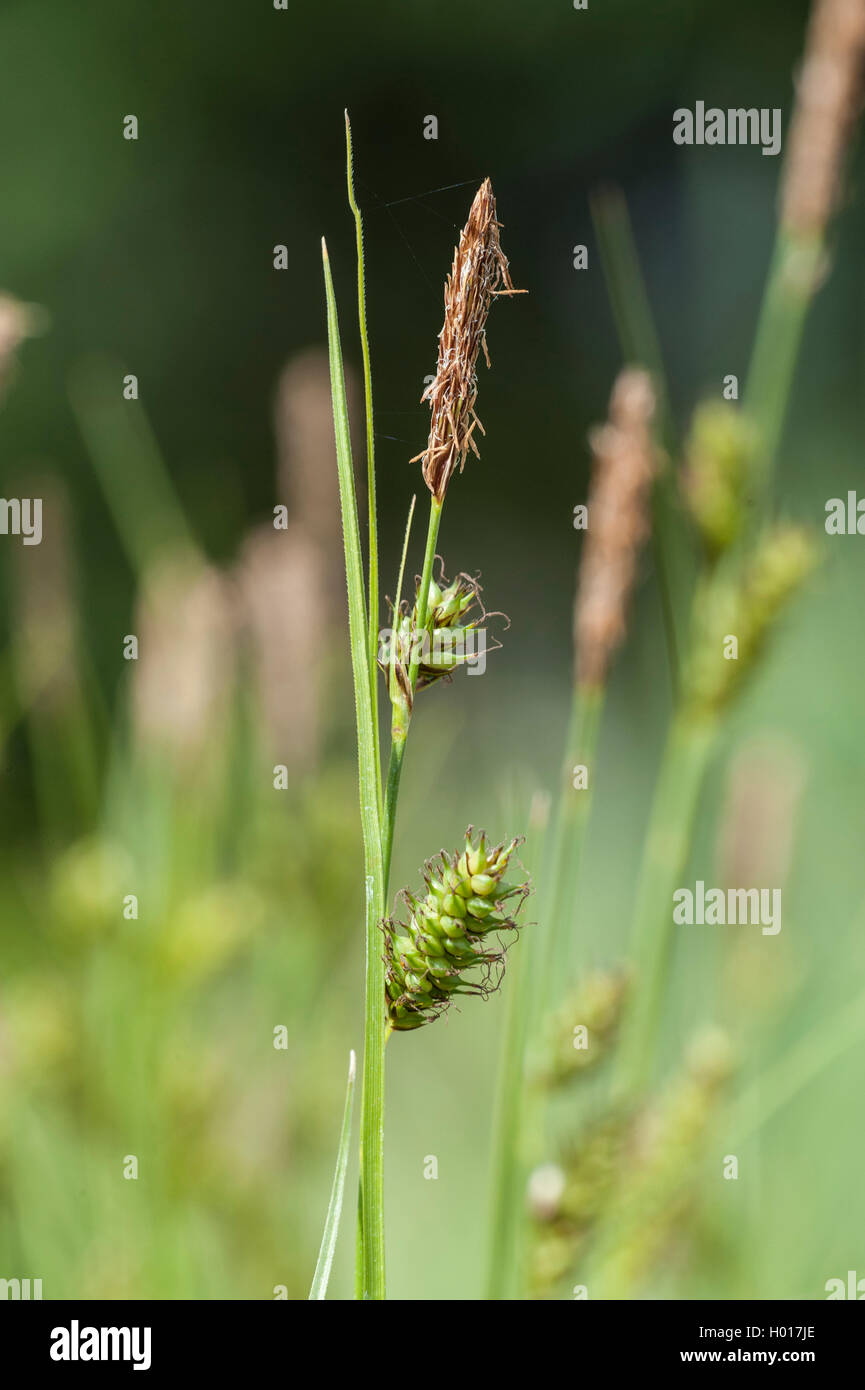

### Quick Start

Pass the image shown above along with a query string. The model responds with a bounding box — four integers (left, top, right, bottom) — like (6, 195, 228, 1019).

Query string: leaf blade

(309, 1050, 357, 1300)
(322, 239, 387, 1299)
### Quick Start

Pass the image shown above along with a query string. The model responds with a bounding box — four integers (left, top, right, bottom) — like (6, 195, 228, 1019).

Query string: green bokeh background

(0, 0, 863, 1299)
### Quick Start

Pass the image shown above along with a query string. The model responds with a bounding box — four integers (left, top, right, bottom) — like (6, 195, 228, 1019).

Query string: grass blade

(309, 1050, 357, 1300)
(68, 356, 199, 576)
(345, 112, 383, 816)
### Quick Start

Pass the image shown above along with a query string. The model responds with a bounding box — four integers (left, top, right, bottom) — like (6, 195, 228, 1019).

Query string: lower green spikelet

(384, 828, 530, 1032)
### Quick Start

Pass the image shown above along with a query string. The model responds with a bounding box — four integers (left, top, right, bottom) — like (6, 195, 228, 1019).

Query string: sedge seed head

(411, 179, 524, 503)
(380, 563, 507, 698)
(384, 828, 529, 1032)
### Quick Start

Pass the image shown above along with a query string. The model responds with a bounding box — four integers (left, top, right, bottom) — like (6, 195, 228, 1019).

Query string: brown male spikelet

(411, 180, 524, 503)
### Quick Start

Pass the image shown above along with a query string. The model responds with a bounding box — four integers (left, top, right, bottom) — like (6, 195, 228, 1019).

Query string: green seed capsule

(445, 936, 477, 960)
(435, 915, 458, 938)
(466, 916, 494, 935)
(470, 873, 496, 896)
(435, 974, 461, 993)
(395, 1013, 427, 1030)
(418, 931, 446, 957)
(493, 880, 521, 901)
(466, 895, 495, 918)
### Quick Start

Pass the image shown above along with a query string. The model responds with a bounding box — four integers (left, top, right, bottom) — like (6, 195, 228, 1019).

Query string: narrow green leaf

(68, 356, 199, 576)
(322, 239, 387, 1299)
(309, 1050, 357, 1300)
(345, 111, 383, 816)
(321, 238, 382, 867)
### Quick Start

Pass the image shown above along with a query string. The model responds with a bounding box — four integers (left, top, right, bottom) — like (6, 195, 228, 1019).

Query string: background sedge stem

(614, 712, 716, 1100)
(485, 922, 534, 1300)
(589, 186, 692, 694)
(744, 231, 824, 533)
(539, 682, 605, 1008)
(487, 684, 603, 1298)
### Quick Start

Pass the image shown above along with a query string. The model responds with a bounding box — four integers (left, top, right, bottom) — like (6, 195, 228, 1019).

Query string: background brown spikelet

(781, 0, 865, 236)
(575, 368, 657, 688)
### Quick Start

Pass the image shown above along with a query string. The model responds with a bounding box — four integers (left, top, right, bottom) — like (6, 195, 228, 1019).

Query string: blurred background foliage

(0, 0, 863, 1298)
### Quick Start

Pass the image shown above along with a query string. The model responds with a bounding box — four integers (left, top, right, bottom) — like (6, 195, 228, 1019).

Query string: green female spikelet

(384, 828, 529, 1031)
(534, 967, 630, 1088)
(684, 522, 816, 716)
(381, 567, 506, 718)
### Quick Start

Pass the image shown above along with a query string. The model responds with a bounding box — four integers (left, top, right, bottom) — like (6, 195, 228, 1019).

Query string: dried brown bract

(781, 0, 865, 237)
(575, 369, 658, 689)
(412, 179, 524, 502)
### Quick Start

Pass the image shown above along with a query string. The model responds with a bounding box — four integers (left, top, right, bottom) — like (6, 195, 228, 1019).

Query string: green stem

(355, 492, 442, 1295)
(408, 495, 444, 690)
(614, 711, 717, 1100)
(744, 230, 824, 533)
(381, 494, 443, 885)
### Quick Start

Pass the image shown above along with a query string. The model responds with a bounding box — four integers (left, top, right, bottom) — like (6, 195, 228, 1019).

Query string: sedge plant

(314, 114, 527, 1299)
